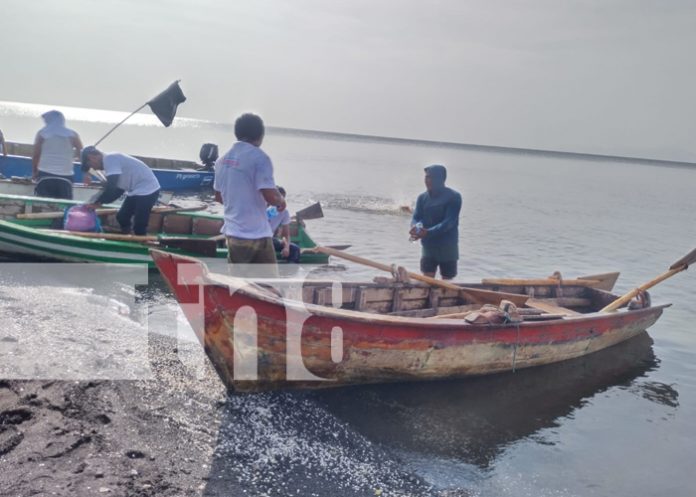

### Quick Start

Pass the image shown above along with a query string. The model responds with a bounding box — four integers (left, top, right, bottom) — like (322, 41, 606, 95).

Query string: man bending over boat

(81, 146, 161, 235)
(409, 164, 462, 280)
(214, 113, 286, 272)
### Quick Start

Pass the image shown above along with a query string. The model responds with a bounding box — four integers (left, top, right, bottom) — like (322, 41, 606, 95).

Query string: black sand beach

(1, 336, 226, 496)
(0, 334, 441, 497)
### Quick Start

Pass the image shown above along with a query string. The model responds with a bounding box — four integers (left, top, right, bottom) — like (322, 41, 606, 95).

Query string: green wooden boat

(0, 193, 329, 268)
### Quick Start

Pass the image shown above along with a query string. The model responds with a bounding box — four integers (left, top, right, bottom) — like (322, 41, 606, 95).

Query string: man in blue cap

(409, 164, 462, 279)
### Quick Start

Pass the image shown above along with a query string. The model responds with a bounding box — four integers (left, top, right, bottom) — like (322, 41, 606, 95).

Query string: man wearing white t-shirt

(214, 113, 286, 267)
(81, 146, 161, 235)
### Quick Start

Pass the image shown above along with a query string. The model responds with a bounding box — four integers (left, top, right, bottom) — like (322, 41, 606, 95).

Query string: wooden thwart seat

(525, 298, 581, 316)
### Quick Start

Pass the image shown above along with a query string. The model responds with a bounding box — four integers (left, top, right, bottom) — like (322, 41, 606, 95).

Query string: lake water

(1, 106, 695, 496)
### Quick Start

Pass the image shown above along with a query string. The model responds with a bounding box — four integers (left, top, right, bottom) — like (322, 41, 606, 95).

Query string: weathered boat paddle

(310, 245, 528, 306)
(482, 271, 620, 291)
(601, 247, 696, 312)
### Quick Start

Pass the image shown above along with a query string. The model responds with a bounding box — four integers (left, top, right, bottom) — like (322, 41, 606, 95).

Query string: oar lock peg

(389, 264, 411, 283)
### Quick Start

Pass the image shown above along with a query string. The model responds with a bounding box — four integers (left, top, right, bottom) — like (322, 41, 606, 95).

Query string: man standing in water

(214, 113, 286, 273)
(409, 164, 462, 280)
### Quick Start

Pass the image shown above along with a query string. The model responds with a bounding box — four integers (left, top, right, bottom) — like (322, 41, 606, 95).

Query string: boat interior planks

(257, 277, 603, 318)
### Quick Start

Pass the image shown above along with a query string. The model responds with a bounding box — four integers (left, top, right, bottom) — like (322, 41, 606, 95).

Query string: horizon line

(2, 100, 695, 168)
(267, 125, 696, 168)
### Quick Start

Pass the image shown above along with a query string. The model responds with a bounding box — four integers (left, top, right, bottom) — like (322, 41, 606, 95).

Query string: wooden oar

(309, 246, 528, 306)
(482, 277, 601, 287)
(16, 204, 206, 220)
(482, 272, 620, 291)
(40, 230, 219, 257)
(601, 247, 696, 312)
(41, 230, 157, 242)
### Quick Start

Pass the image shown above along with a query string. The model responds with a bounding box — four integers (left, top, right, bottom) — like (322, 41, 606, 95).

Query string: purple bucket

(64, 205, 100, 232)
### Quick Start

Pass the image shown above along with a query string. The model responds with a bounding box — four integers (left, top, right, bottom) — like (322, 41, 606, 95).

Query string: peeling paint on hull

(152, 250, 666, 393)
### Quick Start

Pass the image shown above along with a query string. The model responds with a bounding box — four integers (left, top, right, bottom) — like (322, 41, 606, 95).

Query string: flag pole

(94, 102, 148, 147)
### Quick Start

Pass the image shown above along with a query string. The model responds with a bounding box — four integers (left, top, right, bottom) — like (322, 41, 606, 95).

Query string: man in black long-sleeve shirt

(81, 146, 161, 235)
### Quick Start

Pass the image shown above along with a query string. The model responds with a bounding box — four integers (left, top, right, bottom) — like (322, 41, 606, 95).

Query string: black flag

(147, 80, 186, 127)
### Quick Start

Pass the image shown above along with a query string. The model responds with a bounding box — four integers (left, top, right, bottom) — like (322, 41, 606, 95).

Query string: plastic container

(64, 205, 101, 232)
(266, 206, 279, 220)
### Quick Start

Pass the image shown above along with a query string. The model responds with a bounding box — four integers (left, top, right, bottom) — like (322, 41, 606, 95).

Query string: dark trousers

(35, 172, 73, 200)
(272, 237, 301, 263)
(116, 190, 160, 235)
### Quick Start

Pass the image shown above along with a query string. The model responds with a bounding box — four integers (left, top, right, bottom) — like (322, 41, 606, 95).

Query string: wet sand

(0, 336, 227, 496)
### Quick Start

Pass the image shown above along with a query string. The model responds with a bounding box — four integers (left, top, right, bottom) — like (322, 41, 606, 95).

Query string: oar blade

(296, 202, 324, 221)
(669, 248, 696, 270)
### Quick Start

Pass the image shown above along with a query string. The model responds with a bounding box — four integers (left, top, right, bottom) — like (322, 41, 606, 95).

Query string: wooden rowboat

(0, 193, 329, 268)
(150, 249, 669, 392)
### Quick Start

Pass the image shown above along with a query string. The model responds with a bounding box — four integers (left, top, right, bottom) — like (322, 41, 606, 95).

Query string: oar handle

(481, 277, 602, 287)
(40, 229, 158, 242)
(601, 266, 684, 312)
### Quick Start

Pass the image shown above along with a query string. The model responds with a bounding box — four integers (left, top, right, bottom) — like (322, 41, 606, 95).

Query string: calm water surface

(2, 109, 695, 496)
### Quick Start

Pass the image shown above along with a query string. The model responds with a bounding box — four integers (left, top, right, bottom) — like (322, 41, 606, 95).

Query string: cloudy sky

(1, 0, 694, 160)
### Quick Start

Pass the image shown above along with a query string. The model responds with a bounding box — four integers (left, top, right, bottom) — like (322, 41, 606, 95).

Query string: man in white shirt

(81, 146, 161, 235)
(214, 113, 286, 267)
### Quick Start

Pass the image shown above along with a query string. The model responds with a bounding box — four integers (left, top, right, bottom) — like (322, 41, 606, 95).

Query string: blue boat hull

(0, 155, 214, 191)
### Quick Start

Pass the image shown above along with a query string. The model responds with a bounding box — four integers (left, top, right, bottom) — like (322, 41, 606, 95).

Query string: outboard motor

(199, 143, 219, 171)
